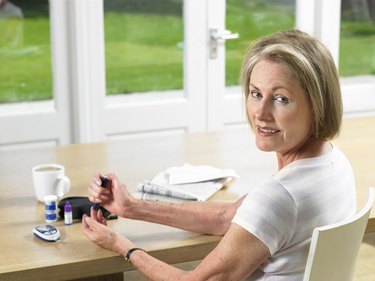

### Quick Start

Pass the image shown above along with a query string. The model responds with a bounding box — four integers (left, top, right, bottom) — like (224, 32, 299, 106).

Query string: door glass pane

(103, 0, 184, 96)
(340, 0, 375, 76)
(225, 0, 296, 87)
(0, 0, 52, 103)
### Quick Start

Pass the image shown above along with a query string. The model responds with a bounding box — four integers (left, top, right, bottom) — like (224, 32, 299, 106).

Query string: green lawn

(340, 20, 375, 76)
(225, 1, 296, 85)
(0, 17, 52, 102)
(0, 1, 374, 103)
(104, 13, 184, 94)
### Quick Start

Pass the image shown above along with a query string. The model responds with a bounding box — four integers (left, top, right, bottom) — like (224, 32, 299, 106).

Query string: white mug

(32, 163, 71, 202)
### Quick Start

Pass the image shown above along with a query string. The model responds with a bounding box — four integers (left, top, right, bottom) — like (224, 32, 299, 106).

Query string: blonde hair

(241, 30, 342, 140)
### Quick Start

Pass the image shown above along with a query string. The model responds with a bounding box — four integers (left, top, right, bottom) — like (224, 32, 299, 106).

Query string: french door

(62, 0, 247, 142)
(1, 0, 373, 150)
(62, 0, 213, 142)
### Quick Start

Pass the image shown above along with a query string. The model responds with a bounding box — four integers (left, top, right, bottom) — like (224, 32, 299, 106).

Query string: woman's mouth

(257, 126, 280, 136)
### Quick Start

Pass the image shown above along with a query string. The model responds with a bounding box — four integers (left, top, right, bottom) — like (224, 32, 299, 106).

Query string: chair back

(303, 187, 375, 281)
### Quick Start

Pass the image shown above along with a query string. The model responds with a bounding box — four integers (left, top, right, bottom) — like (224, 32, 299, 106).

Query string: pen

(92, 176, 109, 211)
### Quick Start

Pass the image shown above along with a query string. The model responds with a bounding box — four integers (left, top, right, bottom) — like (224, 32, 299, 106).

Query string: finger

(82, 214, 88, 227)
(107, 173, 129, 194)
(88, 182, 109, 204)
(98, 173, 111, 187)
(97, 208, 103, 220)
(106, 173, 118, 181)
(88, 182, 101, 200)
(90, 179, 111, 196)
(90, 206, 98, 222)
(82, 214, 92, 234)
(83, 214, 98, 230)
(93, 172, 102, 185)
(106, 173, 121, 194)
(89, 180, 100, 192)
(89, 195, 102, 204)
(97, 209, 107, 226)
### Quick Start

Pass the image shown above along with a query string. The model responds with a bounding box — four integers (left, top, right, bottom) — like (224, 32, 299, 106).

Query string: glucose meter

(32, 224, 61, 242)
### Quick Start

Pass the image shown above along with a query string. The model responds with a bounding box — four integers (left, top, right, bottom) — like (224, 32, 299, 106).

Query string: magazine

(136, 163, 239, 202)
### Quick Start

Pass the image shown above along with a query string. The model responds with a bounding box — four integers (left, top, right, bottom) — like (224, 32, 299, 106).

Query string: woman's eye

(250, 91, 262, 98)
(274, 96, 289, 104)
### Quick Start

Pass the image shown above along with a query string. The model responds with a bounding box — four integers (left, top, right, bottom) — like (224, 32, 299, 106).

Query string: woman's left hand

(82, 207, 134, 255)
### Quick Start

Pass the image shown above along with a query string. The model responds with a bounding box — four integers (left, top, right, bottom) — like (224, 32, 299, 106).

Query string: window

(225, 0, 296, 87)
(0, 0, 52, 103)
(0, 0, 374, 150)
(103, 0, 184, 96)
(340, 0, 375, 76)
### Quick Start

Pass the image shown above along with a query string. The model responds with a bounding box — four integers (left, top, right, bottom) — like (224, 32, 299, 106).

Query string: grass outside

(104, 12, 184, 94)
(0, 1, 374, 103)
(340, 21, 375, 76)
(225, 1, 296, 85)
(0, 16, 53, 102)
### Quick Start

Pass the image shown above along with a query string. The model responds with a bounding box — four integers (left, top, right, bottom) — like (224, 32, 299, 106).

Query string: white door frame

(206, 0, 249, 131)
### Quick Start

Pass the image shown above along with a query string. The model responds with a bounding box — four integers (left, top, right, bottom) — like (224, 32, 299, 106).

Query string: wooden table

(0, 116, 374, 281)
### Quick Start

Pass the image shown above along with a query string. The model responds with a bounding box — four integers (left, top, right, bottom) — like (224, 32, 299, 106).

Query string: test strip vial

(64, 201, 73, 225)
(44, 195, 57, 223)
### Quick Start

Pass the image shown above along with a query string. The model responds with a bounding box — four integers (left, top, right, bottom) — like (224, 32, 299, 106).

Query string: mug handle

(57, 175, 71, 198)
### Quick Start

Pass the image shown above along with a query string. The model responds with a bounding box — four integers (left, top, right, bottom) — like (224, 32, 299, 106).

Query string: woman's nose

(254, 99, 272, 121)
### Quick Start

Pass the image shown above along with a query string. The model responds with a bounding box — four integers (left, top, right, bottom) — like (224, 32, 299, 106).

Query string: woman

(82, 30, 356, 280)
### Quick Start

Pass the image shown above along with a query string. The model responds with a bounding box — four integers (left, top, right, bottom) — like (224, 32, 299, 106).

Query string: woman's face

(247, 59, 314, 157)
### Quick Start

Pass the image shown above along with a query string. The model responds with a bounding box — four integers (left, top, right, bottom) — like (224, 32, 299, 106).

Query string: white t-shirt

(232, 145, 356, 281)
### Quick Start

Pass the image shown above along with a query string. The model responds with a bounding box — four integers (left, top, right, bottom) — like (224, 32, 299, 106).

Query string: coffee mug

(32, 163, 71, 202)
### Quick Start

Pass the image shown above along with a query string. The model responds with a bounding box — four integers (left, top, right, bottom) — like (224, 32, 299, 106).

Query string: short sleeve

(232, 179, 297, 255)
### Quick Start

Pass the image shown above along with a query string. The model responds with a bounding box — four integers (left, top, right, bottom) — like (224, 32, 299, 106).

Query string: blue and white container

(44, 195, 57, 223)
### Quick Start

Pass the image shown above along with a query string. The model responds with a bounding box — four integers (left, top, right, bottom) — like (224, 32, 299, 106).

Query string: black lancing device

(92, 176, 109, 211)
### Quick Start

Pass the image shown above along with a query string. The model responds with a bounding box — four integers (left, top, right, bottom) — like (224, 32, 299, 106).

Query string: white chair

(303, 187, 375, 281)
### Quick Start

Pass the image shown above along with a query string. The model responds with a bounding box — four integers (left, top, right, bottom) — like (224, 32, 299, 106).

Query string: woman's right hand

(88, 172, 134, 218)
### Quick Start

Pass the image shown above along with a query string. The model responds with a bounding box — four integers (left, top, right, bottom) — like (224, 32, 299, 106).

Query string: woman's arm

(124, 196, 246, 235)
(89, 173, 246, 235)
(82, 212, 270, 281)
(131, 223, 270, 281)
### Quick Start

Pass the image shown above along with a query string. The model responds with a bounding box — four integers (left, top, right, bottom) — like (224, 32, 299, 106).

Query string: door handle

(210, 28, 239, 59)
